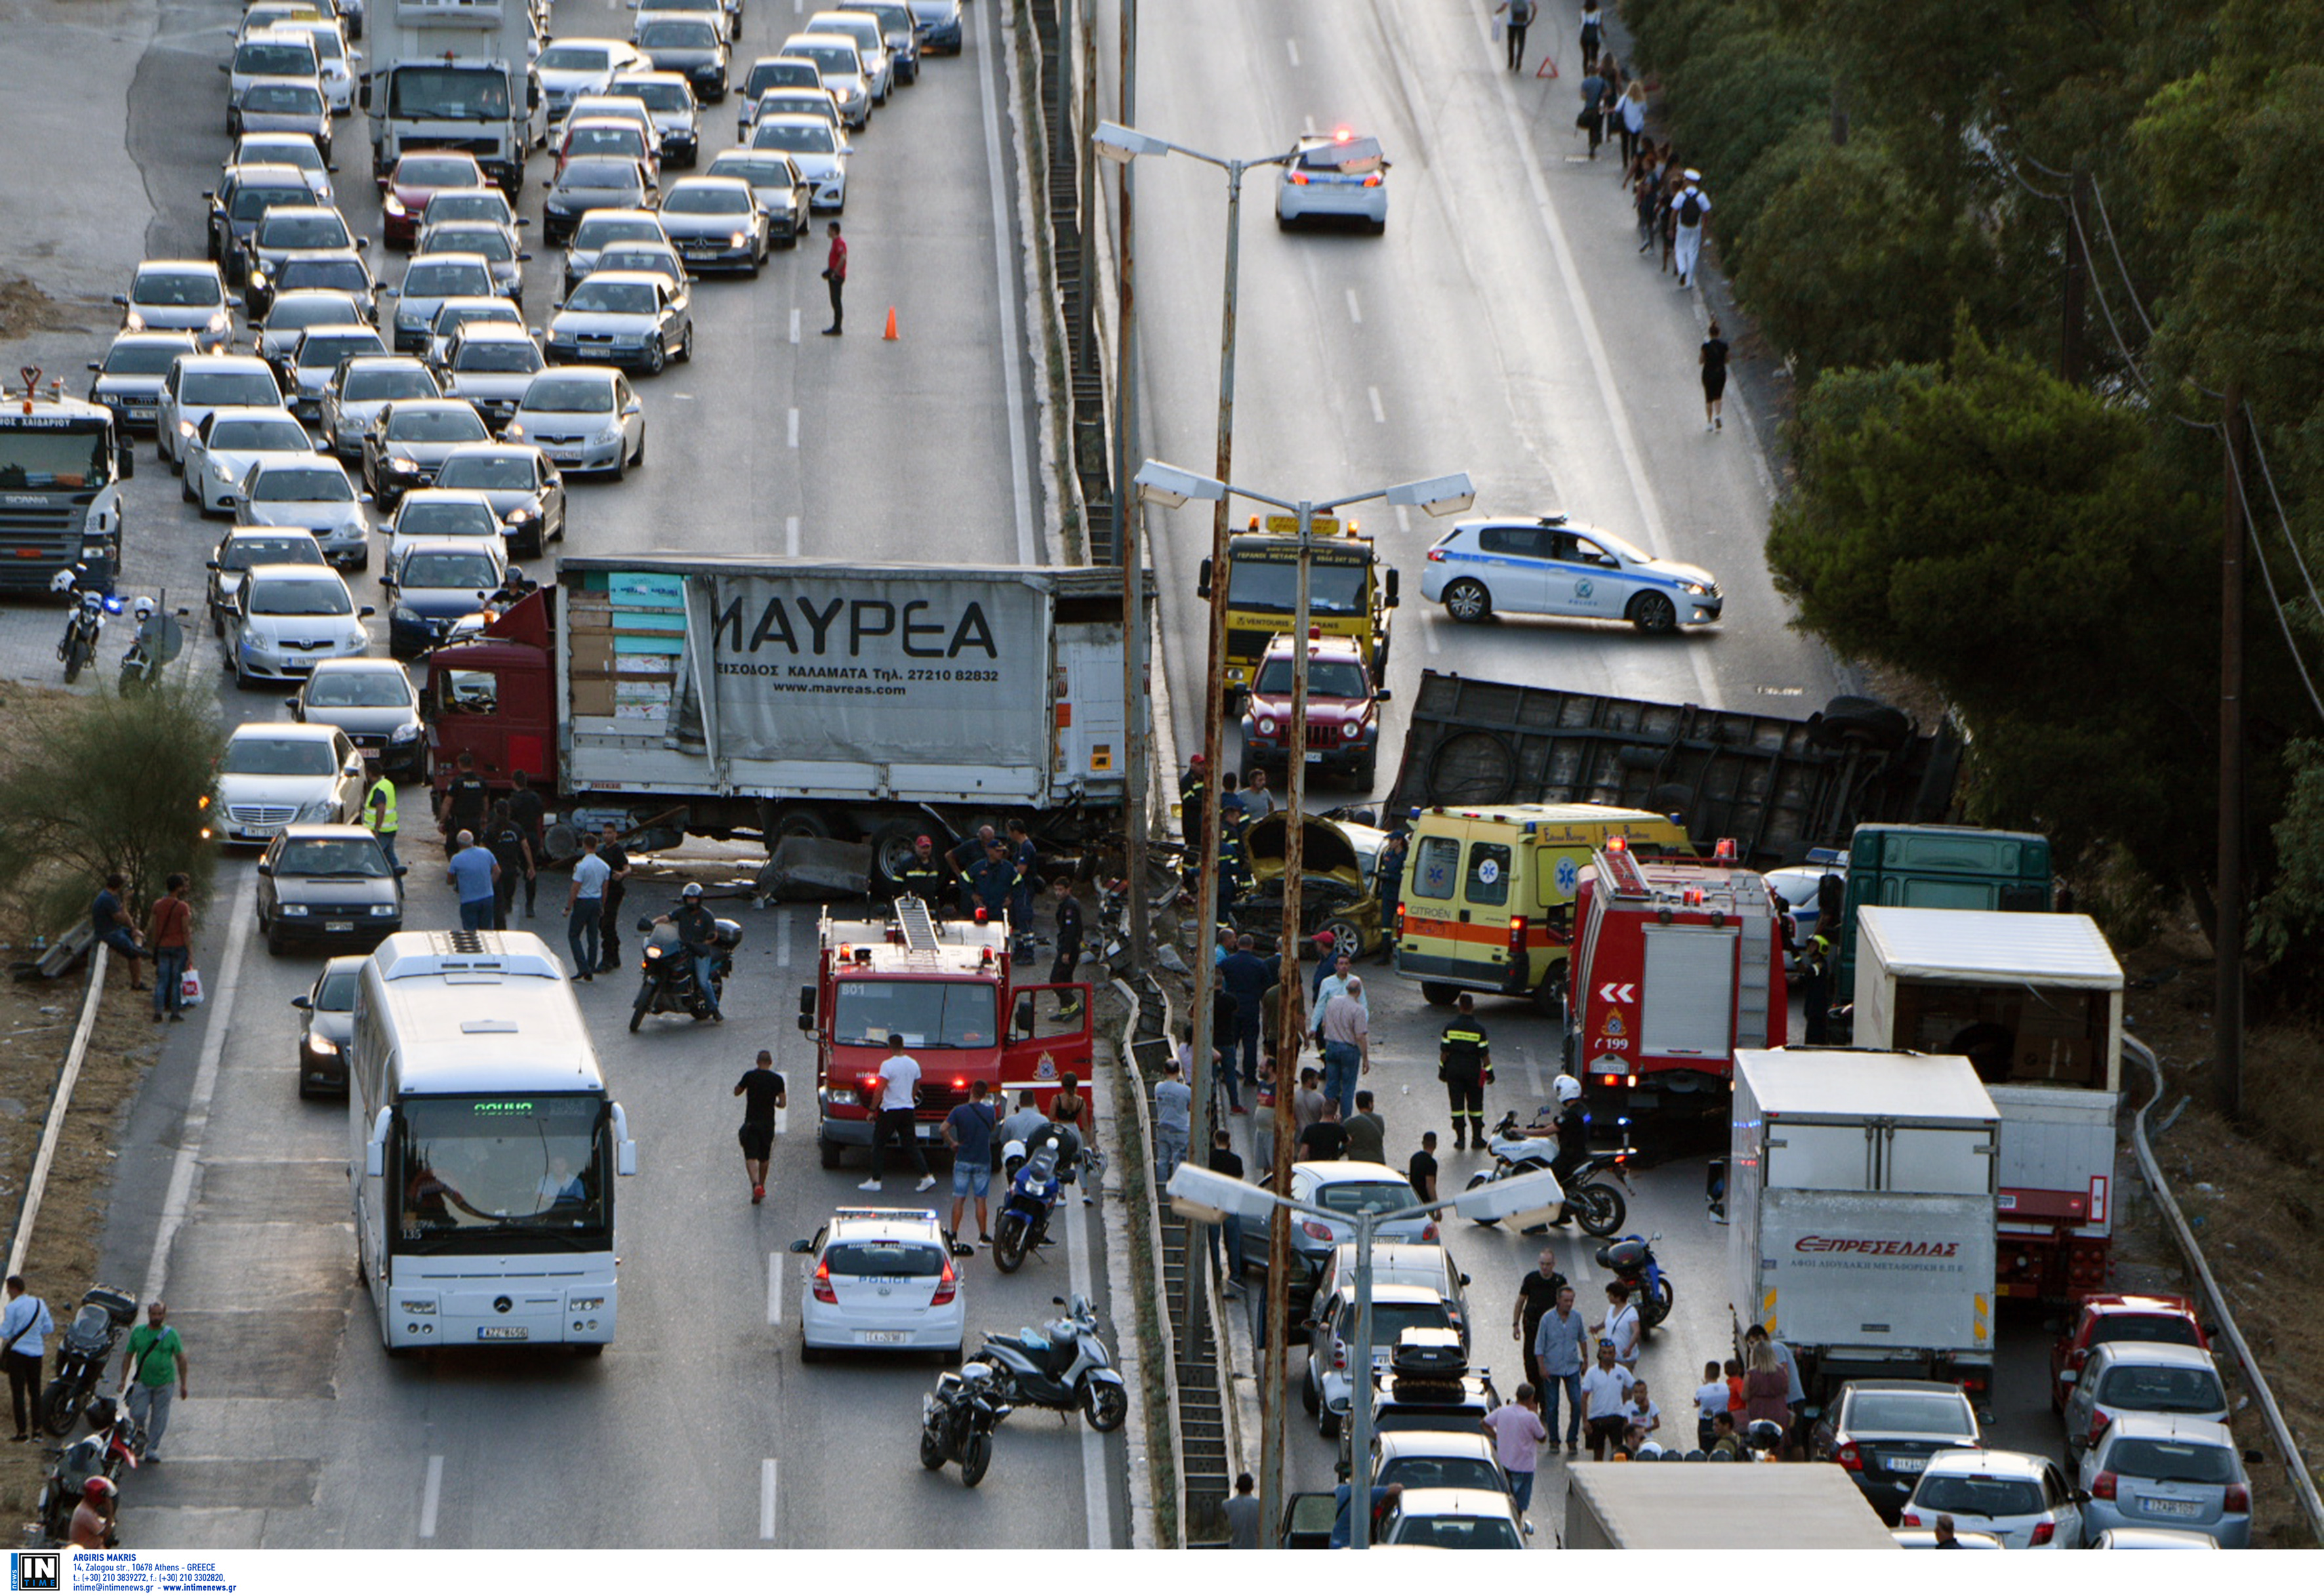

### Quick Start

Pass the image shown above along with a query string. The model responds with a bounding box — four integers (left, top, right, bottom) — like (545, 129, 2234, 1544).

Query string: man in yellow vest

(364, 756, 400, 869)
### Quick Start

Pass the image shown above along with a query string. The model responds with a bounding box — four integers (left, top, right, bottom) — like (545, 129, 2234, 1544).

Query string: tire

(799, 1335, 822, 1364)
(181, 469, 198, 505)
(1574, 1180, 1627, 1237)
(958, 1429, 992, 1488)
(746, 250, 762, 280)
(61, 632, 88, 685)
(919, 1425, 946, 1470)
(1082, 1380, 1126, 1433)
(770, 807, 833, 844)
(1812, 695, 1913, 752)
(1321, 915, 1365, 960)
(817, 1137, 843, 1170)
(643, 336, 665, 377)
(870, 822, 926, 888)
(1629, 592, 1679, 634)
(613, 438, 628, 482)
(1353, 750, 1378, 791)
(1302, 1369, 1320, 1414)
(1420, 982, 1459, 1008)
(1464, 1170, 1501, 1228)
(1533, 962, 1568, 1020)
(1642, 1275, 1675, 1330)
(38, 1381, 79, 1438)
(1442, 578, 1492, 623)
(629, 981, 652, 1032)
(678, 324, 695, 362)
(266, 926, 285, 956)
(992, 1212, 1028, 1273)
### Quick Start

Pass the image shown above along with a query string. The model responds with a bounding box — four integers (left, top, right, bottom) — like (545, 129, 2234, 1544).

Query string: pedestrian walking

(1438, 992, 1490, 1149)
(1297, 1097, 1349, 1161)
(445, 829, 500, 933)
(1048, 876, 1084, 1008)
(1580, 1338, 1636, 1461)
(1532, 1283, 1589, 1453)
(1701, 316, 1730, 432)
(1, 1276, 53, 1443)
(1617, 79, 1648, 171)
(1596, 1279, 1643, 1368)
(1579, 0, 1604, 74)
(1316, 975, 1370, 1115)
(483, 799, 529, 930)
(1577, 66, 1608, 159)
(1407, 1130, 1438, 1203)
(436, 749, 489, 849)
(1513, 1248, 1568, 1389)
(363, 756, 399, 870)
(1224, 1473, 1261, 1548)
(733, 1049, 786, 1204)
(1153, 1056, 1193, 1181)
(117, 1301, 187, 1463)
(506, 768, 546, 918)
(1694, 1359, 1730, 1450)
(860, 1034, 933, 1193)
(1344, 1090, 1386, 1165)
(1206, 1128, 1246, 1290)
(1671, 169, 1709, 289)
(942, 1080, 999, 1240)
(820, 220, 847, 335)
(146, 873, 193, 1023)
(565, 832, 609, 979)
(1313, 947, 1361, 1010)
(91, 873, 146, 991)
(597, 821, 631, 971)
(1219, 933, 1271, 1084)
(1482, 1384, 1549, 1516)
(1495, 0, 1535, 72)
(1659, 164, 1684, 274)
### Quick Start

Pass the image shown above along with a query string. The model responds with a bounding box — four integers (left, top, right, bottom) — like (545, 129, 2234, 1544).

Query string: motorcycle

(36, 1392, 138, 1546)
(40, 1286, 138, 1438)
(975, 1293, 1128, 1433)
(627, 914, 740, 1031)
(992, 1137, 1065, 1274)
(918, 1359, 1013, 1488)
(1462, 1109, 1631, 1236)
(1595, 1232, 1673, 1330)
(117, 600, 190, 696)
(52, 567, 119, 686)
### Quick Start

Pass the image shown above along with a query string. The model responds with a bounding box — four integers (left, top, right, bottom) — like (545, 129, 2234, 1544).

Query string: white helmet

(50, 569, 77, 594)
(1555, 1073, 1583, 1106)
(132, 596, 155, 619)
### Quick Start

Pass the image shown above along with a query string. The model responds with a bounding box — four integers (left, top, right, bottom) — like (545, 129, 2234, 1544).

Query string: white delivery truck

(1562, 1461, 1899, 1550)
(361, 0, 542, 190)
(1728, 1048, 1999, 1402)
(1852, 905, 2124, 1301)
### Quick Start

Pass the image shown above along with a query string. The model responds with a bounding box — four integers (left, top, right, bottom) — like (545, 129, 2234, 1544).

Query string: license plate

(859, 1330, 908, 1345)
(1883, 1455, 1926, 1473)
(682, 243, 716, 254)
(128, 407, 155, 419)
(2139, 1497, 2203, 1518)
(325, 920, 354, 933)
(1305, 752, 1323, 763)
(477, 1326, 528, 1340)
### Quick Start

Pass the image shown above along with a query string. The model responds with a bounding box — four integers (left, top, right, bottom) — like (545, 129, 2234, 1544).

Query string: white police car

(1419, 516, 1723, 634)
(1276, 130, 1390, 232)
(790, 1207, 971, 1364)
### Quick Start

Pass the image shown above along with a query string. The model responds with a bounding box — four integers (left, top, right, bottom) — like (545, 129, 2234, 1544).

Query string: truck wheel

(1810, 695, 1913, 752)
(1442, 579, 1491, 623)
(870, 823, 924, 887)
(1420, 982, 1459, 1008)
(818, 1137, 843, 1170)
(769, 807, 832, 844)
(1532, 964, 1568, 1020)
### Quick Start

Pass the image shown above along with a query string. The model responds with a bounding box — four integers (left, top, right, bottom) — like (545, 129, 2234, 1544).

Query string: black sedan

(257, 825, 407, 954)
(656, 176, 769, 274)
(1807, 1379, 1984, 1523)
(291, 955, 365, 1098)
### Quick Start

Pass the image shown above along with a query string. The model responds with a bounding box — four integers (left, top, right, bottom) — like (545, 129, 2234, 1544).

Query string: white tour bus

(348, 931, 638, 1355)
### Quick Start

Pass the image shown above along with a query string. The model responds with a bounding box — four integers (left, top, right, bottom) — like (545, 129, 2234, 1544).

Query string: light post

(1137, 459, 1477, 1541)
(1166, 1161, 1565, 1548)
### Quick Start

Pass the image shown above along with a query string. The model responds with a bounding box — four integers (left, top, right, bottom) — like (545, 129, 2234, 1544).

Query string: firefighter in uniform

(1216, 809, 1250, 907)
(1798, 930, 1833, 1045)
(1179, 755, 1209, 889)
(893, 834, 947, 913)
(1050, 876, 1084, 1018)
(1439, 992, 1492, 1149)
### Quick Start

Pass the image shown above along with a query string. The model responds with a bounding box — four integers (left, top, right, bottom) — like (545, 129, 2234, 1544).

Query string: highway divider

(4, 945, 108, 1277)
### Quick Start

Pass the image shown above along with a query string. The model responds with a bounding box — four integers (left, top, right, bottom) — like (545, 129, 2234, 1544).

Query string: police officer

(1798, 930, 1833, 1045)
(1049, 876, 1084, 1012)
(672, 882, 723, 1022)
(597, 821, 630, 972)
(363, 756, 400, 870)
(1374, 829, 1409, 962)
(1440, 992, 1492, 1149)
(894, 834, 947, 910)
(438, 749, 489, 851)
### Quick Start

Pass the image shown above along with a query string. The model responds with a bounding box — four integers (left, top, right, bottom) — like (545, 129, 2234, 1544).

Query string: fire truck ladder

(894, 895, 940, 952)
(1733, 885, 1776, 1046)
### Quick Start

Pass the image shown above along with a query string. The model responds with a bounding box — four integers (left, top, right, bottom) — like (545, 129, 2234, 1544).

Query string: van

(1393, 802, 1690, 1013)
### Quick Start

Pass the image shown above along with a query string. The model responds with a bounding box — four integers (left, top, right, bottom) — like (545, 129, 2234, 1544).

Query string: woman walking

(1617, 79, 1648, 172)
(1701, 318, 1730, 432)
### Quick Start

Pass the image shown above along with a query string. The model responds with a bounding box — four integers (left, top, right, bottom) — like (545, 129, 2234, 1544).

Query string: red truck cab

(2049, 1293, 2211, 1412)
(422, 585, 558, 797)
(801, 898, 1091, 1170)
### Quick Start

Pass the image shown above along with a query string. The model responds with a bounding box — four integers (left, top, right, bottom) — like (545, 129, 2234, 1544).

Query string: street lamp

(1168, 1162, 1564, 1548)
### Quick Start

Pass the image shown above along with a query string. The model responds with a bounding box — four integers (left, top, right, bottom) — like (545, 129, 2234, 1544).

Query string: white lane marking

(1368, 385, 1385, 423)
(141, 861, 255, 1305)
(1423, 617, 1440, 655)
(671, 392, 695, 401)
(786, 407, 800, 447)
(975, 0, 1039, 563)
(785, 514, 800, 556)
(1395, 504, 1411, 535)
(1066, 1114, 1111, 1548)
(767, 1253, 785, 1323)
(1285, 38, 1300, 67)
(789, 306, 801, 344)
(1345, 288, 1362, 323)
(1302, 114, 1316, 138)
(775, 907, 794, 965)
(760, 1458, 778, 1540)
(419, 1456, 443, 1540)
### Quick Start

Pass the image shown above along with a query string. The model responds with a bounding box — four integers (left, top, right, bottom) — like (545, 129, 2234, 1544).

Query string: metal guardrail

(2125, 1032, 2324, 1545)
(6, 945, 108, 1277)
(1112, 976, 1187, 1546)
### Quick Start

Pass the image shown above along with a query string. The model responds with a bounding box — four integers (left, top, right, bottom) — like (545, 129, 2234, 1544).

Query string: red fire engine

(800, 898, 1093, 1171)
(1564, 840, 1786, 1138)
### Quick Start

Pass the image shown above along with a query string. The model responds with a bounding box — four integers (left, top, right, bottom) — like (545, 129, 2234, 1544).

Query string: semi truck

(1727, 1048, 1999, 1402)
(1829, 823, 2054, 994)
(361, 0, 542, 192)
(1852, 905, 2125, 1301)
(1562, 1461, 1898, 1550)
(420, 556, 1137, 882)
(0, 375, 132, 595)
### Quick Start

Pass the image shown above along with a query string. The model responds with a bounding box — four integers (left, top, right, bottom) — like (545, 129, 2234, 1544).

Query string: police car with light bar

(1276, 129, 1391, 232)
(790, 1207, 973, 1364)
(1419, 515, 1723, 634)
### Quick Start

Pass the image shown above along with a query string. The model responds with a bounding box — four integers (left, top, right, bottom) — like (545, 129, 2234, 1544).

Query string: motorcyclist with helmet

(69, 1473, 115, 1549)
(1548, 1073, 1589, 1186)
(670, 883, 723, 1023)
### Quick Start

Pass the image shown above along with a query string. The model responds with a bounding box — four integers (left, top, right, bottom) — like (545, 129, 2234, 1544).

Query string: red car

(1238, 632, 1383, 788)
(2050, 1292, 2211, 1411)
(378, 152, 489, 249)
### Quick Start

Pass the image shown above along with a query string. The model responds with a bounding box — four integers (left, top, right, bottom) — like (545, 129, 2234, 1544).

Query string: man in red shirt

(821, 221, 847, 335)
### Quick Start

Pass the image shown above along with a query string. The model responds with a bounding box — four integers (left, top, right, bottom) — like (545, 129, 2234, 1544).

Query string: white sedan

(1276, 130, 1390, 232)
(1419, 516, 1724, 634)
(790, 1208, 970, 1364)
(184, 406, 315, 516)
(503, 366, 644, 479)
(214, 720, 367, 845)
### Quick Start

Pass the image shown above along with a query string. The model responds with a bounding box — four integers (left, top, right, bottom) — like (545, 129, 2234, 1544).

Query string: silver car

(841, 3, 920, 86)
(256, 289, 373, 370)
(438, 324, 546, 430)
(222, 31, 319, 105)
(2064, 1341, 2230, 1467)
(87, 331, 199, 434)
(184, 406, 315, 516)
(546, 271, 693, 374)
(417, 186, 521, 235)
(157, 354, 283, 469)
(2075, 1414, 2252, 1548)
(733, 53, 826, 138)
(432, 442, 565, 557)
(230, 77, 334, 162)
(750, 115, 848, 211)
(535, 36, 651, 124)
(228, 133, 335, 205)
(117, 260, 235, 354)
(390, 253, 499, 354)
(243, 205, 365, 317)
(220, 565, 375, 689)
(282, 323, 388, 418)
(632, 15, 728, 102)
(503, 366, 644, 478)
(235, 454, 373, 569)
(289, 659, 425, 781)
(423, 296, 527, 367)
(561, 208, 672, 293)
(805, 12, 891, 101)
(704, 150, 811, 244)
(777, 33, 869, 128)
(656, 176, 768, 274)
(607, 71, 703, 169)
(414, 222, 529, 305)
(319, 355, 439, 460)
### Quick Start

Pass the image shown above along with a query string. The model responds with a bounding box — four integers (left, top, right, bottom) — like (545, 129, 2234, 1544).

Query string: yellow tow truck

(1198, 514, 1397, 706)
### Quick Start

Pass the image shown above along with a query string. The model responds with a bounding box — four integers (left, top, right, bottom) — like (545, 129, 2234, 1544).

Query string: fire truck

(799, 898, 1092, 1171)
(1563, 840, 1787, 1140)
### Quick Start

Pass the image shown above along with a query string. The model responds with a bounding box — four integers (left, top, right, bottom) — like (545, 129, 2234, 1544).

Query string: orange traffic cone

(882, 306, 898, 340)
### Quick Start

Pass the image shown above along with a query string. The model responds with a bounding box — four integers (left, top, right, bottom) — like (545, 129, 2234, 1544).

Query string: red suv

(1240, 632, 1382, 788)
(2050, 1293, 2211, 1411)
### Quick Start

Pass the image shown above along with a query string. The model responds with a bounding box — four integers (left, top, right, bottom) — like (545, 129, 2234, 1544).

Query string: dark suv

(257, 824, 406, 954)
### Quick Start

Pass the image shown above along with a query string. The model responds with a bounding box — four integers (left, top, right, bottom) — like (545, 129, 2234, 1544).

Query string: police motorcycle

(1595, 1233, 1673, 1330)
(992, 1137, 1064, 1274)
(919, 1358, 1013, 1488)
(972, 1293, 1128, 1433)
(628, 903, 741, 1031)
(40, 1286, 138, 1437)
(1462, 1107, 1631, 1237)
(117, 596, 191, 695)
(52, 564, 120, 685)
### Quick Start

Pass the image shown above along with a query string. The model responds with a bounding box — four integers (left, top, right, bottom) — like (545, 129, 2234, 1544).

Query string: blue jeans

(1321, 1041, 1360, 1115)
(374, 829, 399, 869)
(1507, 1468, 1536, 1513)
(153, 946, 188, 1017)
(1540, 1370, 1583, 1447)
(693, 951, 721, 1014)
(459, 897, 495, 933)
(567, 902, 601, 975)
(1208, 1213, 1245, 1281)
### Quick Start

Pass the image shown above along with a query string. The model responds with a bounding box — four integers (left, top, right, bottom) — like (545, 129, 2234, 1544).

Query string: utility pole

(2061, 169, 2090, 387)
(1114, 0, 1149, 972)
(2217, 384, 2245, 1118)
(1077, 0, 1096, 383)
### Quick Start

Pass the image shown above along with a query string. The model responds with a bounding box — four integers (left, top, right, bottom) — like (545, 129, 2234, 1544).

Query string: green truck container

(1833, 824, 2053, 994)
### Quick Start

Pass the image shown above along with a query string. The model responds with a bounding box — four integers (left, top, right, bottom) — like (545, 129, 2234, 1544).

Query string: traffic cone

(882, 306, 898, 340)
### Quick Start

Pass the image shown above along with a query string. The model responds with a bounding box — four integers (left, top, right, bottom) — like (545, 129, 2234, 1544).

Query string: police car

(1276, 130, 1390, 232)
(1419, 516, 1723, 634)
(789, 1207, 972, 1364)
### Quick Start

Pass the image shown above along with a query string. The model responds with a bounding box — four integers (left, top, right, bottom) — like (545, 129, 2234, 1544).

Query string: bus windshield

(393, 1093, 610, 1250)
(832, 979, 998, 1050)
(1227, 552, 1369, 616)
(0, 422, 112, 491)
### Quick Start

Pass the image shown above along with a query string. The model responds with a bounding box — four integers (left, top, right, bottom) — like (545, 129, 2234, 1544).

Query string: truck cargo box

(1562, 1460, 1898, 1550)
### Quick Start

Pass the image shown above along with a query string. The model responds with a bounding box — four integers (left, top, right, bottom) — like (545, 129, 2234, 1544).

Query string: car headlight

(389, 456, 418, 474)
(392, 604, 421, 625)
(178, 419, 197, 438)
(611, 332, 644, 346)
(390, 722, 423, 742)
(295, 799, 340, 822)
(278, 903, 312, 917)
(123, 309, 146, 330)
(1682, 581, 1708, 596)
(823, 1087, 856, 1107)
(208, 309, 232, 334)
(504, 507, 537, 525)
(569, 1296, 605, 1312)
(398, 1298, 436, 1315)
(594, 421, 624, 443)
(306, 1034, 339, 1056)
(369, 903, 399, 917)
(383, 194, 406, 216)
(1257, 716, 1278, 735)
(502, 419, 527, 439)
(729, 230, 750, 247)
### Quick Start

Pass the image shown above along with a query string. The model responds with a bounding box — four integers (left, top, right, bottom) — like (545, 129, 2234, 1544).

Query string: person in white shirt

(1672, 170, 1711, 289)
(1595, 1280, 1642, 1367)
(861, 1033, 934, 1193)
(1627, 1376, 1661, 1439)
(1693, 1359, 1730, 1451)
(1578, 1340, 1637, 1460)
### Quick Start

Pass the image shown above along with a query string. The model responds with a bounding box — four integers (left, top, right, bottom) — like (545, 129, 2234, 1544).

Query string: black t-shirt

(674, 903, 716, 951)
(506, 787, 546, 840)
(1210, 1146, 1244, 1179)
(485, 819, 527, 872)
(1516, 1267, 1568, 1337)
(735, 1069, 786, 1124)
(1298, 1121, 1349, 1161)
(445, 773, 489, 827)
(1408, 1149, 1438, 1199)
(601, 841, 629, 881)
(1702, 337, 1730, 380)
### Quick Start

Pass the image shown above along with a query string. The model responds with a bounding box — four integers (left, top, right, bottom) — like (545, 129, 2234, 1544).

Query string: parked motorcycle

(1595, 1233, 1673, 1330)
(992, 1138, 1065, 1274)
(40, 1286, 138, 1438)
(36, 1393, 138, 1545)
(1463, 1109, 1630, 1236)
(627, 914, 740, 1031)
(918, 1359, 1013, 1487)
(52, 567, 119, 686)
(975, 1293, 1128, 1432)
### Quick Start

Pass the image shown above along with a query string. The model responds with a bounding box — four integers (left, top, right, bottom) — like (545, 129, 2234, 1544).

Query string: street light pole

(1112, 0, 1149, 973)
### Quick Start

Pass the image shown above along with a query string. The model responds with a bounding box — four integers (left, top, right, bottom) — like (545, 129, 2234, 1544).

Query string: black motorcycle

(627, 914, 740, 1031)
(918, 1359, 1012, 1488)
(975, 1294, 1129, 1432)
(52, 567, 117, 686)
(1595, 1233, 1673, 1330)
(41, 1286, 138, 1438)
(37, 1393, 138, 1545)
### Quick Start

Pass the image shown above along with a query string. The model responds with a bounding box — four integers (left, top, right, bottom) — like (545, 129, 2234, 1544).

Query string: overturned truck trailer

(1385, 672, 1961, 869)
